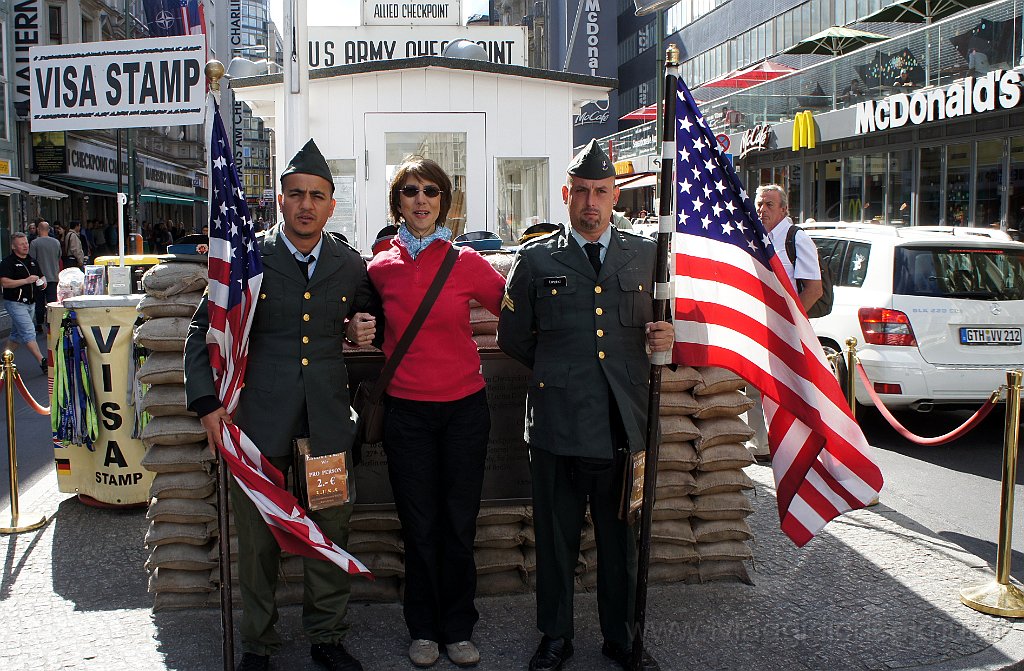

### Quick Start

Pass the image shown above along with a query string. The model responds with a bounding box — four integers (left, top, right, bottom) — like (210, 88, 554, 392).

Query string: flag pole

(204, 58, 235, 671)
(630, 43, 679, 671)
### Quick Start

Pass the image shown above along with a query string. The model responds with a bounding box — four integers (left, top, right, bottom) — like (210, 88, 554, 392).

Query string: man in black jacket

(0, 232, 46, 372)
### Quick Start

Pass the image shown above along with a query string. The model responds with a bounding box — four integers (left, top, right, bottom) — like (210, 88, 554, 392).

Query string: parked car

(803, 223, 1024, 412)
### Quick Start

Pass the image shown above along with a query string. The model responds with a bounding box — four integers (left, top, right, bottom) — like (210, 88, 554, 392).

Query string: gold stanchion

(960, 369, 1024, 617)
(0, 350, 47, 534)
(845, 337, 858, 417)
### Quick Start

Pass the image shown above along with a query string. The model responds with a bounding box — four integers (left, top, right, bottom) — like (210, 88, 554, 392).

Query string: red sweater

(367, 238, 506, 402)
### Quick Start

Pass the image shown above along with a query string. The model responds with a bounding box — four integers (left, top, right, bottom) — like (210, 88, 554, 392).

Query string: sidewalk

(2, 464, 1023, 670)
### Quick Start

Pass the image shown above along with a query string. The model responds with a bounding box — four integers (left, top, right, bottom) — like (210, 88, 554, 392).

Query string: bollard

(845, 337, 858, 417)
(960, 369, 1024, 617)
(0, 351, 47, 534)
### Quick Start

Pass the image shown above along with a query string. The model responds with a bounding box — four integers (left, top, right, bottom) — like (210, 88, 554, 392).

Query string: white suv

(804, 223, 1024, 412)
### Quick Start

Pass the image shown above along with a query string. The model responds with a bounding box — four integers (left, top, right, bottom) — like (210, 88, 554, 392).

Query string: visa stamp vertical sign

(29, 35, 206, 132)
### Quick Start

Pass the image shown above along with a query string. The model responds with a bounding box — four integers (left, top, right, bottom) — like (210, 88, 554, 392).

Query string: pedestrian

(184, 139, 376, 671)
(27, 220, 38, 242)
(92, 220, 107, 257)
(497, 139, 674, 671)
(744, 184, 824, 461)
(62, 221, 86, 269)
(350, 156, 505, 669)
(29, 221, 61, 330)
(0, 232, 47, 373)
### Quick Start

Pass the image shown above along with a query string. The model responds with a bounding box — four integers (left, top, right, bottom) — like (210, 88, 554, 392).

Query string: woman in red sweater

(358, 157, 505, 669)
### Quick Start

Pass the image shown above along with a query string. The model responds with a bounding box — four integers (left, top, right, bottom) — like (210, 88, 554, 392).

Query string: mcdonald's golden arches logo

(792, 111, 817, 151)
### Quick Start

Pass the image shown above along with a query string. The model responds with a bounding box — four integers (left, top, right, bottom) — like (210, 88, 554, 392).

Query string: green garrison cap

(567, 139, 616, 180)
(280, 138, 334, 192)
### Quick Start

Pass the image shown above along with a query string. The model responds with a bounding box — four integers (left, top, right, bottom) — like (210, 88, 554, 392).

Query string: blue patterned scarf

(398, 223, 452, 259)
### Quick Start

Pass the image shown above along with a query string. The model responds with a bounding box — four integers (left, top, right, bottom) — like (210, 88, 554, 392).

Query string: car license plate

(959, 327, 1022, 345)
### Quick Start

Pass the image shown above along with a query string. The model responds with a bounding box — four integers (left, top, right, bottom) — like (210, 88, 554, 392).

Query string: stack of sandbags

(133, 260, 218, 611)
(469, 251, 515, 349)
(475, 505, 531, 595)
(347, 509, 405, 602)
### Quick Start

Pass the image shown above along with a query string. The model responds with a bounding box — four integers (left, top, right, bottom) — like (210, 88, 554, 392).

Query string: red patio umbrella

(701, 60, 797, 88)
(619, 103, 658, 121)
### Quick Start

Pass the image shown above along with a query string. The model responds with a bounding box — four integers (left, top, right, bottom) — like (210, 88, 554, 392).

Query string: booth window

(327, 159, 358, 246)
(384, 132, 468, 237)
(496, 158, 549, 244)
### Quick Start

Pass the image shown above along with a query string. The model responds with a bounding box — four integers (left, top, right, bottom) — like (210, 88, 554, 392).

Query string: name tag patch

(543, 276, 567, 287)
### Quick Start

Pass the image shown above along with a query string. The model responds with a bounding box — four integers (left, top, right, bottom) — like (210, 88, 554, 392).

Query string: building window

(496, 158, 550, 244)
(48, 5, 63, 45)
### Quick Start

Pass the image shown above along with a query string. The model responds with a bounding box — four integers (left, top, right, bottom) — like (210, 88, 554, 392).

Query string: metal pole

(845, 337, 857, 416)
(960, 369, 1024, 617)
(630, 43, 678, 671)
(0, 351, 46, 534)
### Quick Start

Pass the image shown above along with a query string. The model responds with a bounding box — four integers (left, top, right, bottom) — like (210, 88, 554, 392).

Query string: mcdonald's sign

(792, 111, 816, 151)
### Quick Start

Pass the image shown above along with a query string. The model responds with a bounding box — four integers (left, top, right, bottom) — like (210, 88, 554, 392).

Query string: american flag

(206, 100, 370, 576)
(180, 0, 205, 36)
(669, 79, 883, 546)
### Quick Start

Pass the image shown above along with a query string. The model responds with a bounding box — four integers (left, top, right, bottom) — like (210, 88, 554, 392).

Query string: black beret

(280, 139, 334, 192)
(567, 139, 616, 180)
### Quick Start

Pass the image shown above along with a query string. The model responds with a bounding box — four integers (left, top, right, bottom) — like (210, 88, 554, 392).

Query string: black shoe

(311, 642, 363, 671)
(602, 641, 661, 671)
(529, 636, 573, 671)
(236, 653, 269, 671)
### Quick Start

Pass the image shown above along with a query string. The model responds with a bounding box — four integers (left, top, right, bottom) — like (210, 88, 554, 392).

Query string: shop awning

(0, 182, 19, 196)
(42, 177, 207, 205)
(617, 174, 658, 190)
(43, 176, 119, 195)
(0, 178, 67, 199)
(144, 188, 207, 204)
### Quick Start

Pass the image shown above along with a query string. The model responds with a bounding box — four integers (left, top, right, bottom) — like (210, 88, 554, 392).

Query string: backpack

(784, 224, 834, 318)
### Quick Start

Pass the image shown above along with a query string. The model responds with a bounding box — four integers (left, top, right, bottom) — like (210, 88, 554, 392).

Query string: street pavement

(2, 459, 1024, 670)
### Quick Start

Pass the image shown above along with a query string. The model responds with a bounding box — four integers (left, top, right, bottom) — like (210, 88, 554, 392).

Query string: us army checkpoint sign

(29, 35, 206, 132)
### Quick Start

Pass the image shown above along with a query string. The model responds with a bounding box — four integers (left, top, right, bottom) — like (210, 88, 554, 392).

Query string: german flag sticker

(55, 458, 71, 474)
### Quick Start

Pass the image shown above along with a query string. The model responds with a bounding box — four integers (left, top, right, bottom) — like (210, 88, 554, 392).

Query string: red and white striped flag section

(669, 79, 883, 546)
(205, 99, 370, 576)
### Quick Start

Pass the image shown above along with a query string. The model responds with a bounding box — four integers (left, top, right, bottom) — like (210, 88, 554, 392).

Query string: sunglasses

(400, 185, 443, 198)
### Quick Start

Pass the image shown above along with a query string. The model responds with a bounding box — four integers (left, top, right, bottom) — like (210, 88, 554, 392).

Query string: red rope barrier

(13, 372, 50, 415)
(856, 362, 998, 445)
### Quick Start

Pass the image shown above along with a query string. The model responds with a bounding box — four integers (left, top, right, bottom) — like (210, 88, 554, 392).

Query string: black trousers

(383, 388, 490, 643)
(530, 448, 637, 649)
(35, 284, 56, 327)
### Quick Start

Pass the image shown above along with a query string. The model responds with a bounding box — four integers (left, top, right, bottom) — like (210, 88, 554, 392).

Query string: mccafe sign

(855, 69, 1022, 135)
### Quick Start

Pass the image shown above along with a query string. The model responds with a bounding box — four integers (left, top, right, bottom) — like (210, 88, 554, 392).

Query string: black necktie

(296, 255, 314, 280)
(584, 242, 603, 274)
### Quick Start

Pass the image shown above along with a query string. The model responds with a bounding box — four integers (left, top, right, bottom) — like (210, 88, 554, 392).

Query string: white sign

(308, 26, 528, 67)
(854, 70, 1023, 135)
(29, 35, 206, 132)
(362, 0, 461, 25)
(66, 137, 196, 194)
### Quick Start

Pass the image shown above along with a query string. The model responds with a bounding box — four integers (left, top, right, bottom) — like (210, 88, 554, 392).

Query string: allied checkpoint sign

(29, 35, 206, 132)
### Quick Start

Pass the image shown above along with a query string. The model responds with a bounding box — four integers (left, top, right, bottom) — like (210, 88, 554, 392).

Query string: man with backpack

(745, 184, 825, 462)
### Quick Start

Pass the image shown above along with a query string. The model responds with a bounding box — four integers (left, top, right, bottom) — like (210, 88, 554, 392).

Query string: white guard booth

(230, 56, 615, 252)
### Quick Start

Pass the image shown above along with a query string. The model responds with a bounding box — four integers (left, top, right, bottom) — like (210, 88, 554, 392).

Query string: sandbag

(141, 442, 215, 473)
(347, 530, 404, 554)
(693, 390, 755, 419)
(146, 542, 218, 571)
(652, 495, 694, 521)
(153, 591, 216, 611)
(659, 441, 698, 471)
(145, 521, 214, 547)
(697, 539, 753, 562)
(137, 351, 186, 385)
(134, 317, 191, 351)
(698, 559, 753, 585)
(692, 492, 754, 520)
(646, 561, 698, 584)
(649, 542, 699, 564)
(655, 470, 697, 498)
(150, 471, 216, 500)
(477, 505, 530, 525)
(650, 519, 696, 546)
(698, 443, 756, 471)
(149, 567, 215, 593)
(142, 416, 207, 447)
(482, 252, 515, 278)
(691, 518, 753, 543)
(693, 367, 747, 395)
(138, 292, 203, 319)
(661, 415, 700, 442)
(693, 469, 754, 495)
(661, 365, 702, 392)
(659, 390, 699, 416)
(147, 497, 218, 524)
(477, 569, 529, 596)
(474, 522, 523, 549)
(349, 510, 402, 532)
(141, 385, 193, 418)
(142, 261, 208, 298)
(473, 334, 498, 349)
(361, 552, 405, 578)
(693, 416, 754, 449)
(474, 547, 526, 575)
(351, 576, 402, 603)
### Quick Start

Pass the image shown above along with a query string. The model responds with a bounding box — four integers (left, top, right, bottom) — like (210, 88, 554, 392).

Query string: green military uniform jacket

(497, 224, 656, 458)
(184, 224, 375, 458)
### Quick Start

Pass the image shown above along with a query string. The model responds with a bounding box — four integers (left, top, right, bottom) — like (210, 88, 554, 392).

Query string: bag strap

(785, 224, 799, 267)
(369, 244, 459, 401)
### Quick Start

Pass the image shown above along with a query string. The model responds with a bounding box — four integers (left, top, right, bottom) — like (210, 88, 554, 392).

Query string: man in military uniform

(498, 140, 673, 671)
(185, 139, 376, 671)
